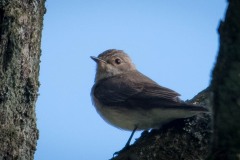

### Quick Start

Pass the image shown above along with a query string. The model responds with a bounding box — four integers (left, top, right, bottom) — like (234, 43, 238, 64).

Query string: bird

(90, 49, 208, 154)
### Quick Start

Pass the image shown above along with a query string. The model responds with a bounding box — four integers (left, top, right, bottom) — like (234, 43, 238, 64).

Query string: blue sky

(35, 1, 227, 160)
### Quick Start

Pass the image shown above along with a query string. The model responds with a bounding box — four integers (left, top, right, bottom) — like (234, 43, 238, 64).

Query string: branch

(209, 0, 240, 159)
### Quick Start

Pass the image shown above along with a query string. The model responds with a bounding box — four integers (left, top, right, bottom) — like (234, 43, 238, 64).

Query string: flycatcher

(90, 49, 207, 151)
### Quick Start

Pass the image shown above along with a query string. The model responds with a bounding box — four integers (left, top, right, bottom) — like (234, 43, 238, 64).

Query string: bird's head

(91, 49, 136, 81)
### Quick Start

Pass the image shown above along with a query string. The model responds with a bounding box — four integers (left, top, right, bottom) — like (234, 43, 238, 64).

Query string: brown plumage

(91, 49, 208, 131)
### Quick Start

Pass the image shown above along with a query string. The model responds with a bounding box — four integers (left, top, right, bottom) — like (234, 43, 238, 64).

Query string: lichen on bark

(0, 0, 45, 159)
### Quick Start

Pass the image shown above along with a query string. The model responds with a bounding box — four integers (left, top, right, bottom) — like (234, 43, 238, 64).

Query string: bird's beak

(90, 56, 106, 63)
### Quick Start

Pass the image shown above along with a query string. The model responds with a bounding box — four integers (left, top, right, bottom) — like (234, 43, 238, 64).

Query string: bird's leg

(124, 125, 138, 149)
(112, 126, 138, 158)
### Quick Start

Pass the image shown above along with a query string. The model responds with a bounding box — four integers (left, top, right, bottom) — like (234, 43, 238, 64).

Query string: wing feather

(93, 71, 181, 108)
(93, 71, 207, 111)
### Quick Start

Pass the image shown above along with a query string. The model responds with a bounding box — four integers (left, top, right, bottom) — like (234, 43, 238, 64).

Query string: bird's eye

(115, 58, 121, 64)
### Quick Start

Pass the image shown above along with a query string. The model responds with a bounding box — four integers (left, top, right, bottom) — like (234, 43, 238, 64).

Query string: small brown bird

(90, 49, 207, 152)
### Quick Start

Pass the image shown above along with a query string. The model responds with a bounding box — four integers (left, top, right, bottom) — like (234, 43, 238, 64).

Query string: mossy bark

(0, 0, 45, 159)
(210, 0, 240, 159)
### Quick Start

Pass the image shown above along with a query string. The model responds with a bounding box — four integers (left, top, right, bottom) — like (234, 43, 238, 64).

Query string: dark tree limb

(113, 0, 240, 159)
(209, 0, 240, 159)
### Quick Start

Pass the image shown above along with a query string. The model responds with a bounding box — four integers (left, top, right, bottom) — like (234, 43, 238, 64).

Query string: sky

(35, 1, 227, 160)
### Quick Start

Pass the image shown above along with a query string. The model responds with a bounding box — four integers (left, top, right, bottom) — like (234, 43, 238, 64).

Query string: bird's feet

(110, 126, 138, 160)
(110, 145, 130, 160)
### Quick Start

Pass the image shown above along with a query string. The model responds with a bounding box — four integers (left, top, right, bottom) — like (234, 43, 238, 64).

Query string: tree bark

(209, 0, 240, 159)
(0, 0, 45, 159)
(113, 0, 240, 160)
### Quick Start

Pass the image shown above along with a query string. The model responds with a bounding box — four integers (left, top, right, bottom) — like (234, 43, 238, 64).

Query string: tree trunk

(209, 0, 240, 159)
(113, 0, 240, 160)
(0, 0, 45, 159)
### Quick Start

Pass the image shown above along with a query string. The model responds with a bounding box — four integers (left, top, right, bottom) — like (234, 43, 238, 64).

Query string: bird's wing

(92, 72, 143, 105)
(93, 71, 179, 105)
(93, 71, 207, 111)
